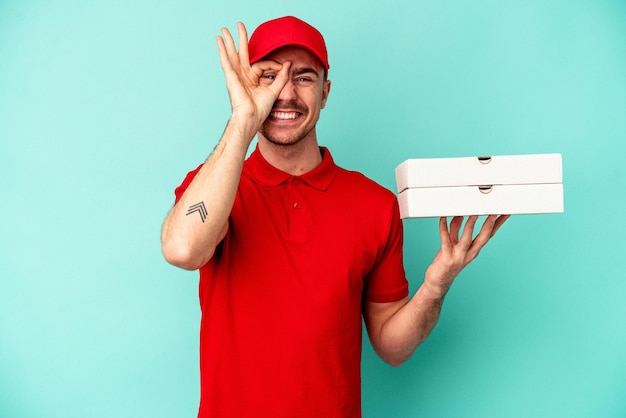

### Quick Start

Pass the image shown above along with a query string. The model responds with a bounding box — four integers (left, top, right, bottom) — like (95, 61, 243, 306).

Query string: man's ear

(321, 79, 331, 109)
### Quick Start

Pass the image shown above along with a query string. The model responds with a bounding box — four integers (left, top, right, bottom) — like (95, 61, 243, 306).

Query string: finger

(216, 33, 244, 88)
(439, 217, 452, 249)
(490, 214, 510, 237)
(250, 60, 284, 77)
(216, 35, 232, 71)
(220, 27, 240, 64)
(216, 36, 241, 84)
(468, 215, 498, 254)
(458, 215, 479, 249)
(236, 22, 250, 67)
(267, 60, 292, 96)
(216, 31, 249, 104)
(449, 216, 464, 244)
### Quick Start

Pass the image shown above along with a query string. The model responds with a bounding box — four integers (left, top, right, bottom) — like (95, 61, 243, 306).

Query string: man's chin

(259, 130, 307, 147)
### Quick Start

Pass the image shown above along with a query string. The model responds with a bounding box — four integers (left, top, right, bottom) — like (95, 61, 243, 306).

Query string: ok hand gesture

(216, 22, 291, 133)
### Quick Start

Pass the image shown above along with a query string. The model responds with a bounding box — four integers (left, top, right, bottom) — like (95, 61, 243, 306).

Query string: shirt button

(293, 178, 300, 186)
(293, 202, 300, 209)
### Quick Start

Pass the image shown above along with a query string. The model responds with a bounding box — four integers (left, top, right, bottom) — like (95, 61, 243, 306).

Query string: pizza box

(396, 153, 562, 193)
(395, 153, 564, 218)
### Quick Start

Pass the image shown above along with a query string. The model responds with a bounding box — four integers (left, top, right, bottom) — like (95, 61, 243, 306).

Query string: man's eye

(295, 77, 313, 86)
(260, 74, 276, 86)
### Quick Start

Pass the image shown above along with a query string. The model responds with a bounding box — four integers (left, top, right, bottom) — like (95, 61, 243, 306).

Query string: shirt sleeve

(174, 164, 204, 204)
(363, 197, 410, 303)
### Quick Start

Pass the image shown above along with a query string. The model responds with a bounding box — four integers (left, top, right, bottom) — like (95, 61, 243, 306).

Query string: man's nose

(276, 79, 297, 102)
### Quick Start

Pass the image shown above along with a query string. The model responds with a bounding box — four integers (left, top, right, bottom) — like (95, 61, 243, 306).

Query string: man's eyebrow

(292, 67, 320, 77)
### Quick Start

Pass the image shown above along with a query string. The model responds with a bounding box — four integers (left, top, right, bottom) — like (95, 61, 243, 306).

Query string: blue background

(1, 1, 625, 417)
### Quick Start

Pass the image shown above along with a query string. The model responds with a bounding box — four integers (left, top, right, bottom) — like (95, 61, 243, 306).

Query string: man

(161, 16, 508, 418)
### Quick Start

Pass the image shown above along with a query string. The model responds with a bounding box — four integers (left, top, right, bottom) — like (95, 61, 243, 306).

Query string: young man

(161, 16, 508, 418)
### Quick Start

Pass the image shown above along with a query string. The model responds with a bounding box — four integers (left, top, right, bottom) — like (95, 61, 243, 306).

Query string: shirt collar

(244, 145, 338, 191)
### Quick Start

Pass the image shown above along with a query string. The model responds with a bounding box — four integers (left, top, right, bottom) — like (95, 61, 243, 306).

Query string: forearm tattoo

(186, 202, 207, 223)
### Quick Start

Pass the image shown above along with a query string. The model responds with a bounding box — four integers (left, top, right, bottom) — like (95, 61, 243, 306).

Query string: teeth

(271, 111, 299, 120)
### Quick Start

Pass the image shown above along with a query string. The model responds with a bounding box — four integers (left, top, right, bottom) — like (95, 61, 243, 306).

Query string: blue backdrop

(1, 1, 625, 417)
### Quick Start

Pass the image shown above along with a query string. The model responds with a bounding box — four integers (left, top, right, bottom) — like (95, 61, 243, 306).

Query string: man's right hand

(216, 22, 292, 137)
(163, 21, 289, 270)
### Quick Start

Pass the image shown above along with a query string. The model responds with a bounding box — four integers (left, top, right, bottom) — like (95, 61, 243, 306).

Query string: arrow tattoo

(186, 202, 207, 223)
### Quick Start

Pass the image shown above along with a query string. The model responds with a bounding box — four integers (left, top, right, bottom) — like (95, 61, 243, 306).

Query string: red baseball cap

(248, 16, 330, 73)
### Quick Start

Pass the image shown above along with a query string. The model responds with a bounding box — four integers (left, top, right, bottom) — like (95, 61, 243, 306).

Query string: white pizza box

(398, 183, 564, 218)
(395, 153, 562, 193)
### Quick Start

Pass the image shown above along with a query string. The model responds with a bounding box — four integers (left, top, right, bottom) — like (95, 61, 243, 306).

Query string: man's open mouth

(270, 111, 301, 120)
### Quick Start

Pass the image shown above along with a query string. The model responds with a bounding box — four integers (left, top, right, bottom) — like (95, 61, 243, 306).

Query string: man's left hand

(423, 215, 510, 297)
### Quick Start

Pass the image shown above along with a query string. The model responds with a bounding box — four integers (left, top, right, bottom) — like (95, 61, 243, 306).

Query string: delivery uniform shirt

(174, 146, 409, 418)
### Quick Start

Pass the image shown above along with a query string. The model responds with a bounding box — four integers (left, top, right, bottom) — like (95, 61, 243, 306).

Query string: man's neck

(257, 137, 323, 176)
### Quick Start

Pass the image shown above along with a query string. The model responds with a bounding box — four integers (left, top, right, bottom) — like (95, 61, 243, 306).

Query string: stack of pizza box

(395, 153, 564, 218)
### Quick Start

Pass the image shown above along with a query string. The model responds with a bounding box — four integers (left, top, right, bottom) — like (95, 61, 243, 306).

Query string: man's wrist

(419, 281, 449, 302)
(226, 114, 259, 144)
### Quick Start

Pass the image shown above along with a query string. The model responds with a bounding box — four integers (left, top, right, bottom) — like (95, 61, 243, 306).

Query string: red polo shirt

(174, 146, 408, 418)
